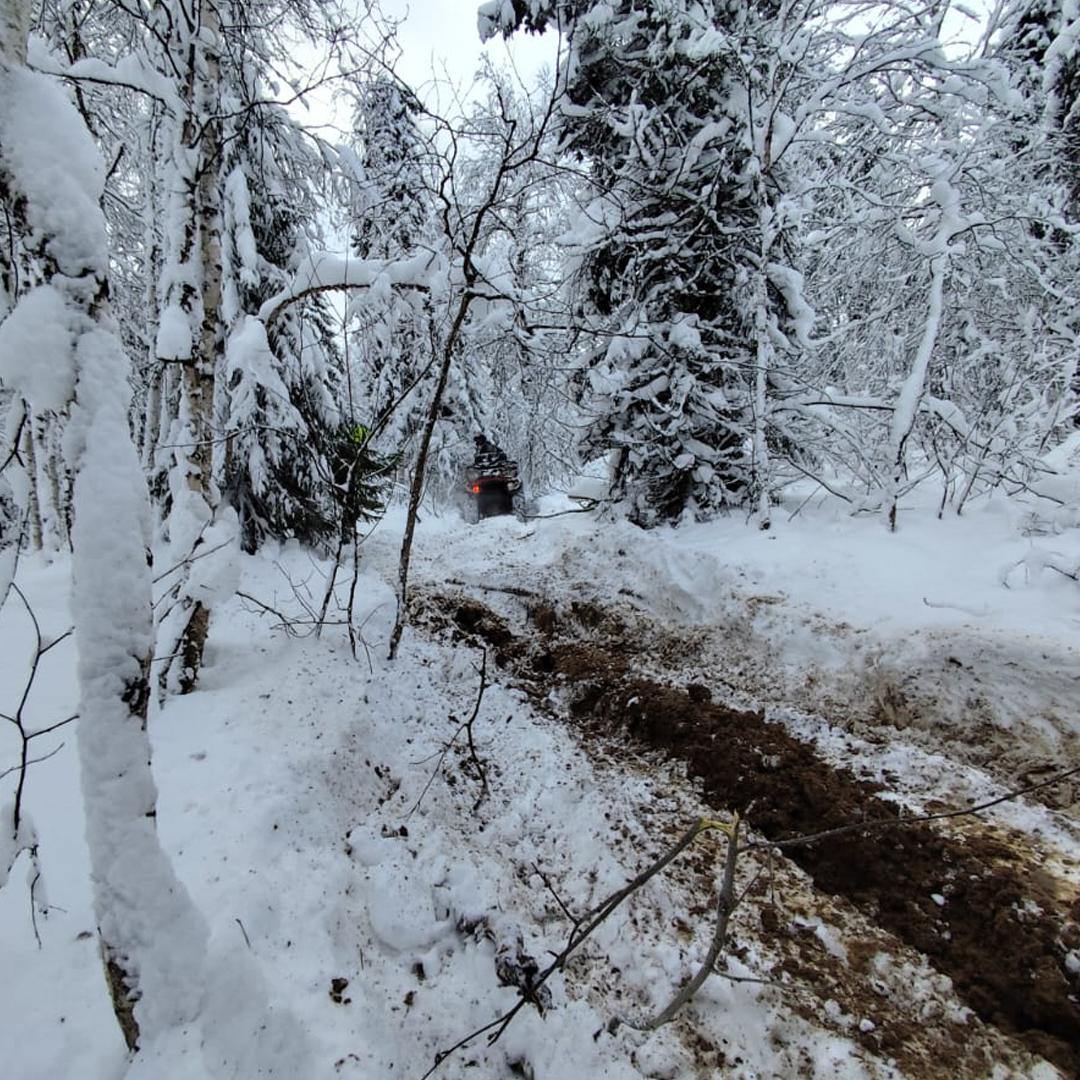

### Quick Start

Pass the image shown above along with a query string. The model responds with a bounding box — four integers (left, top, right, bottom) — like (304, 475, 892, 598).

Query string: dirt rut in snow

(423, 591, 1080, 1077)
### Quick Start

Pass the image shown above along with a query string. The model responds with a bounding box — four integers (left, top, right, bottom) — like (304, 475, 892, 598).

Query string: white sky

(381, 0, 994, 91)
(291, 3, 559, 138)
(383, 1, 559, 105)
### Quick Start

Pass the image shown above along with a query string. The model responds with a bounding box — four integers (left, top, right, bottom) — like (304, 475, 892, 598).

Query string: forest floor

(1, 487, 1079, 1079)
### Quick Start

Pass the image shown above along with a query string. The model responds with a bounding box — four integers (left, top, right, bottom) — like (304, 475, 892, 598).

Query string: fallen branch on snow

(408, 649, 490, 816)
(421, 816, 728, 1078)
(743, 761, 1080, 856)
(424, 762, 1080, 1076)
(640, 814, 741, 1030)
(922, 596, 990, 617)
(444, 578, 539, 600)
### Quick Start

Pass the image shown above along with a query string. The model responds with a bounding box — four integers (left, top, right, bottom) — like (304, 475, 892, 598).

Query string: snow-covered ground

(2, 488, 1078, 1079)
(395, 487, 1080, 798)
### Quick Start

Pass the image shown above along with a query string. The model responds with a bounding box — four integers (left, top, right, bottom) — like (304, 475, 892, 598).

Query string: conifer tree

(999, 0, 1080, 419)
(350, 76, 436, 458)
(484, 0, 810, 525)
(218, 101, 351, 552)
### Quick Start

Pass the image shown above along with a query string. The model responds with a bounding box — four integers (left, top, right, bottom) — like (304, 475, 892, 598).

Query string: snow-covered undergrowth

(2, 487, 1077, 1078)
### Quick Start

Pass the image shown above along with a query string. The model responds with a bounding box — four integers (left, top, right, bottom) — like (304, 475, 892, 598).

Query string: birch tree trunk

(883, 167, 962, 530)
(21, 413, 41, 549)
(886, 254, 948, 531)
(43, 421, 69, 549)
(751, 192, 774, 532)
(152, 0, 227, 695)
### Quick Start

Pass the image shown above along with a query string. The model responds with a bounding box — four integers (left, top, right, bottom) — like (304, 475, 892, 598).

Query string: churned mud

(414, 587, 1080, 1077)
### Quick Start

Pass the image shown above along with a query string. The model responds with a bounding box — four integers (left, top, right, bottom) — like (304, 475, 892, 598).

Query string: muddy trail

(416, 589, 1080, 1077)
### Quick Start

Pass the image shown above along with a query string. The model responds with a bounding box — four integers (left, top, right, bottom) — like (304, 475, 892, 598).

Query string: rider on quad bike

(464, 434, 524, 522)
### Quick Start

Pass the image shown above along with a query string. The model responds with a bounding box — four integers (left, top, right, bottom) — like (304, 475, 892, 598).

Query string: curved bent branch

(259, 278, 432, 329)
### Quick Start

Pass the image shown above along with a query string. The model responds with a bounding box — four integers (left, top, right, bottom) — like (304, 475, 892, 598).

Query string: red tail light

(471, 484, 481, 493)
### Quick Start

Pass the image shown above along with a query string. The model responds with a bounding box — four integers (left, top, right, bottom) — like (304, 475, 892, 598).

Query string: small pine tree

(326, 422, 395, 540)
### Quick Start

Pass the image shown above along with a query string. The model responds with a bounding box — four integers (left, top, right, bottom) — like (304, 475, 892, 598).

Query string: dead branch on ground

(408, 649, 490, 816)
(420, 817, 726, 1078)
(643, 814, 740, 1030)
(445, 578, 539, 600)
(424, 762, 1080, 1076)
(237, 559, 384, 665)
(743, 761, 1080, 856)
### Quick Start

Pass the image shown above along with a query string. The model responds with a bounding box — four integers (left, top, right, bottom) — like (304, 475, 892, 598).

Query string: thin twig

(27, 714, 78, 740)
(745, 762, 1080, 855)
(3, 585, 74, 836)
(236, 590, 352, 638)
(522, 500, 606, 520)
(38, 628, 74, 656)
(532, 862, 581, 929)
(345, 529, 365, 664)
(445, 578, 539, 599)
(236, 591, 301, 632)
(407, 650, 490, 816)
(0, 742, 65, 782)
(464, 650, 490, 811)
(316, 533, 346, 638)
(712, 972, 784, 988)
(28, 854, 42, 949)
(151, 536, 232, 585)
(421, 818, 722, 1079)
(407, 731, 461, 817)
(645, 816, 741, 1029)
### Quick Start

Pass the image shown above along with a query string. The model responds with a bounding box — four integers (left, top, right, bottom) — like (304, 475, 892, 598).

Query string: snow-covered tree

(0, 0, 207, 1047)
(135, 0, 385, 681)
(998, 0, 1080, 417)
(484, 0, 814, 526)
(452, 75, 582, 496)
(786, 5, 1079, 522)
(1001, 0, 1079, 185)
(217, 101, 350, 553)
(265, 60, 568, 652)
(483, 0, 1080, 525)
(349, 76, 439, 465)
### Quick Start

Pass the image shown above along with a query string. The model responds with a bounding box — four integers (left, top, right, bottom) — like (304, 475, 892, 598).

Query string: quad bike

(463, 463, 525, 523)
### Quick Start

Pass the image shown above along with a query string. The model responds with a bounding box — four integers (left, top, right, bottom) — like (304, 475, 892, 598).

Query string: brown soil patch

(422, 589, 1080, 1077)
(591, 674, 1080, 1074)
